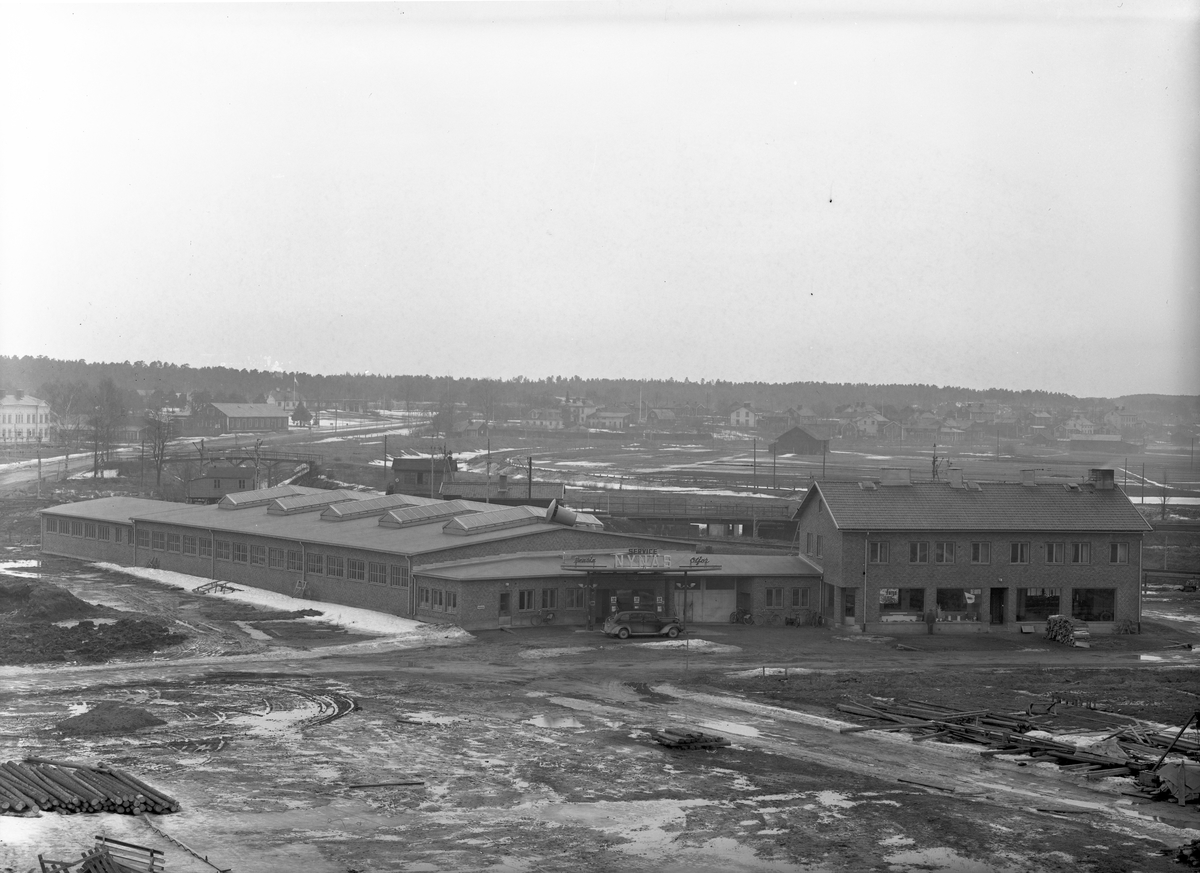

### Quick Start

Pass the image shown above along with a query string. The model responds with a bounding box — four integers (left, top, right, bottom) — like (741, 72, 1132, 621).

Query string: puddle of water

(525, 715, 584, 729)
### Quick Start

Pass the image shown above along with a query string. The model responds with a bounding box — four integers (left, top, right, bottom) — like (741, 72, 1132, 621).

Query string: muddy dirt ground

(2, 545, 1200, 873)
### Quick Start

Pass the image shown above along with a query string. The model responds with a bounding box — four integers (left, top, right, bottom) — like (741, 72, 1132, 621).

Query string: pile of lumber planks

(1045, 615, 1090, 647)
(0, 758, 179, 815)
(835, 699, 1158, 780)
(650, 727, 732, 750)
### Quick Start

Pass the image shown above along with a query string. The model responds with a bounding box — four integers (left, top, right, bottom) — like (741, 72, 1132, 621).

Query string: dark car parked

(603, 611, 685, 639)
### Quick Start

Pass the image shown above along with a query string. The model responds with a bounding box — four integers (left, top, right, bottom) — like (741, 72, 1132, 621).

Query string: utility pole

(1123, 458, 1127, 492)
(485, 438, 491, 506)
(430, 446, 435, 498)
(752, 438, 757, 492)
(140, 435, 146, 493)
(1141, 463, 1145, 506)
(772, 442, 776, 490)
(529, 456, 533, 500)
(383, 435, 388, 492)
(36, 438, 41, 498)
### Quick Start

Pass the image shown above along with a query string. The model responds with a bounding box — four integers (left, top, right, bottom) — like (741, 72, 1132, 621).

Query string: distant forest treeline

(0, 355, 1194, 418)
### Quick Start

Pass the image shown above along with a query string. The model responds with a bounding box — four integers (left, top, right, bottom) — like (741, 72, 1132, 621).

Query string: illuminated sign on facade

(560, 549, 721, 573)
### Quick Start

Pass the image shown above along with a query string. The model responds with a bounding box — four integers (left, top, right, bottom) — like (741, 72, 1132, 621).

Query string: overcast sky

(1, 1, 1196, 397)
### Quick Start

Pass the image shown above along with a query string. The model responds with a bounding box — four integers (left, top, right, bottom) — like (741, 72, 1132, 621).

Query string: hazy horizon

(2, 2, 1197, 398)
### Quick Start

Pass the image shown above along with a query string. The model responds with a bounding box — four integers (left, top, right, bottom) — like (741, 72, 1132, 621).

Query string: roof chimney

(1089, 468, 1115, 491)
(880, 467, 911, 487)
(947, 468, 965, 489)
(1020, 469, 1037, 486)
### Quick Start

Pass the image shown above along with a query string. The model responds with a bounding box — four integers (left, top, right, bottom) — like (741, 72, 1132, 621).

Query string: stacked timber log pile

(1045, 614, 1090, 647)
(0, 758, 179, 815)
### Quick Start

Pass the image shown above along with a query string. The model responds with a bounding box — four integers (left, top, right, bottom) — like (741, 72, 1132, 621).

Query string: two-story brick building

(791, 467, 1150, 634)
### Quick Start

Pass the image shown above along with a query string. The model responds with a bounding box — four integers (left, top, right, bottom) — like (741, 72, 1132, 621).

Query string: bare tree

(145, 410, 174, 489)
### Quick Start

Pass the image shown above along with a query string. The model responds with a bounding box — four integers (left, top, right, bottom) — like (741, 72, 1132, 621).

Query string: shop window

(199, 537, 212, 558)
(1017, 588, 1060, 621)
(167, 533, 181, 553)
(183, 536, 197, 556)
(879, 587, 924, 619)
(541, 589, 558, 609)
(1110, 542, 1129, 564)
(232, 543, 248, 563)
(287, 550, 301, 572)
(326, 556, 345, 578)
(389, 564, 409, 587)
(249, 545, 266, 566)
(151, 531, 165, 551)
(1070, 543, 1090, 564)
(268, 548, 283, 569)
(369, 562, 386, 585)
(936, 588, 981, 622)
(909, 542, 928, 563)
(305, 552, 323, 575)
(1009, 542, 1029, 564)
(1046, 543, 1064, 564)
(518, 589, 536, 611)
(565, 588, 586, 609)
(1072, 588, 1115, 622)
(348, 559, 366, 581)
(869, 542, 889, 563)
(971, 542, 991, 564)
(790, 587, 810, 608)
(934, 542, 955, 564)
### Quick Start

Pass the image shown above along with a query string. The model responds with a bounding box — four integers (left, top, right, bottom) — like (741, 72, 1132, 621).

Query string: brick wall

(812, 528, 1142, 633)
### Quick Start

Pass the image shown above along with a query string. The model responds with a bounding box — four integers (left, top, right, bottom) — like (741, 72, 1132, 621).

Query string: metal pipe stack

(0, 758, 179, 815)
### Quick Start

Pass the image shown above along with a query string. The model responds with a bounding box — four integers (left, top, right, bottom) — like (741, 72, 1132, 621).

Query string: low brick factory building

(40, 486, 821, 630)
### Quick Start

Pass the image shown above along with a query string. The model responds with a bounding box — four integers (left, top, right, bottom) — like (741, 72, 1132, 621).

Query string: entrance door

(990, 588, 1006, 625)
(498, 592, 511, 627)
(844, 590, 856, 623)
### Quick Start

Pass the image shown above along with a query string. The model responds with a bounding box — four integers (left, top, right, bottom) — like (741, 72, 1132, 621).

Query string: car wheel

(666, 627, 680, 638)
(617, 627, 630, 639)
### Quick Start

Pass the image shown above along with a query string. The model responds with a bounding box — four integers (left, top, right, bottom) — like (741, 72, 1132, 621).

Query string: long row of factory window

(874, 586, 1117, 622)
(864, 541, 1129, 565)
(130, 527, 410, 587)
(44, 516, 127, 543)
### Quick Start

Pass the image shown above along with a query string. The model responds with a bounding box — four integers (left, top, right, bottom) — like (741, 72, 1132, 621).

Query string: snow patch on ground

(90, 563, 470, 639)
(632, 638, 741, 653)
(0, 559, 41, 578)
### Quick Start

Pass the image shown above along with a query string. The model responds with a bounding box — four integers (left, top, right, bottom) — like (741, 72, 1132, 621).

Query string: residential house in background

(391, 454, 457, 498)
(522, 408, 564, 430)
(729, 404, 758, 428)
(0, 391, 52, 443)
(587, 410, 633, 430)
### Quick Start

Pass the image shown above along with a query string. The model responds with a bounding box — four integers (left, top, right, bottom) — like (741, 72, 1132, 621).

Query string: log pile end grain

(0, 758, 179, 816)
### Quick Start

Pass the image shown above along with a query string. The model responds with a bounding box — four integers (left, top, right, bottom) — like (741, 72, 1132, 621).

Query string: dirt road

(2, 555, 1199, 872)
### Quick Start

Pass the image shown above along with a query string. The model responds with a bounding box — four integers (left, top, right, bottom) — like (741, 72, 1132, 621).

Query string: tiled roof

(803, 480, 1152, 532)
